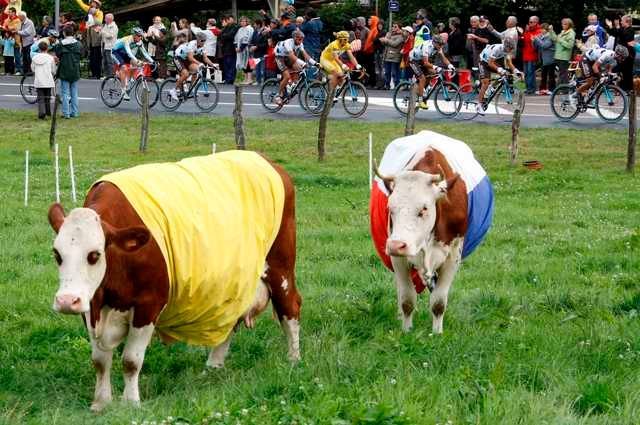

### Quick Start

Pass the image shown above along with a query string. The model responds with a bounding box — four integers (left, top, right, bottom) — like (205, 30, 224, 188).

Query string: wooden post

(404, 83, 417, 136)
(627, 90, 636, 173)
(510, 90, 525, 166)
(317, 83, 336, 161)
(234, 84, 246, 150)
(139, 87, 150, 152)
(49, 92, 60, 150)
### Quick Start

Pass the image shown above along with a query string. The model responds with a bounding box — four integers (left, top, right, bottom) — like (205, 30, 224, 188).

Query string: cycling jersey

(479, 44, 509, 63)
(175, 40, 205, 61)
(409, 41, 436, 62)
(112, 35, 153, 62)
(320, 40, 351, 62)
(584, 47, 616, 68)
(275, 38, 306, 57)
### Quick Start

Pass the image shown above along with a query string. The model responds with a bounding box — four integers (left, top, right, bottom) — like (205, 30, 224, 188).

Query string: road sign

(388, 0, 399, 12)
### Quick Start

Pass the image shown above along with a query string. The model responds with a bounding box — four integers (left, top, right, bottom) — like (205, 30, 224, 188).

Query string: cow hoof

(90, 399, 110, 413)
(288, 351, 301, 363)
(205, 361, 225, 369)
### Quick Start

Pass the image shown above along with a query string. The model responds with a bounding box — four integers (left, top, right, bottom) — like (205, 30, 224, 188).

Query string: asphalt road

(0, 75, 632, 130)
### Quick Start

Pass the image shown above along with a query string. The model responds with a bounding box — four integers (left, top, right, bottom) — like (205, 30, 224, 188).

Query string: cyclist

(273, 29, 317, 105)
(408, 34, 454, 109)
(111, 27, 154, 100)
(319, 30, 361, 90)
(170, 31, 215, 102)
(477, 37, 522, 115)
(574, 45, 628, 105)
(30, 29, 59, 59)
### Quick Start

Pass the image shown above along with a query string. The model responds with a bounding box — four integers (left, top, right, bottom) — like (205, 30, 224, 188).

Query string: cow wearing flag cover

(370, 131, 494, 334)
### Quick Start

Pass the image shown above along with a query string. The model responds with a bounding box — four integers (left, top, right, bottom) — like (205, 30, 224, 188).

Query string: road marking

(1, 94, 98, 100)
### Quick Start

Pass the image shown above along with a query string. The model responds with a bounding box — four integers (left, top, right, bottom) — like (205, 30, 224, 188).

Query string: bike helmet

(47, 29, 59, 38)
(431, 34, 444, 46)
(195, 31, 208, 41)
(503, 37, 516, 51)
(131, 27, 145, 36)
(614, 44, 629, 59)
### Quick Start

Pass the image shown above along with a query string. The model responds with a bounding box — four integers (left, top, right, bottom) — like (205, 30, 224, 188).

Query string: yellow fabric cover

(98, 151, 285, 347)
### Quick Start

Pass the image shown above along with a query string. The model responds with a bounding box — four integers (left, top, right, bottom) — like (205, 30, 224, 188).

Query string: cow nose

(55, 294, 82, 314)
(387, 240, 408, 256)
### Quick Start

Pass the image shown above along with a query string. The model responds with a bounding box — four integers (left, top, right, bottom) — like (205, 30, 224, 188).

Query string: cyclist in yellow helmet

(320, 31, 361, 88)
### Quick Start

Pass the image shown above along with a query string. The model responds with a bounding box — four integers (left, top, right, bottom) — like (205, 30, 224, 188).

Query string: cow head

(48, 203, 150, 314)
(375, 162, 458, 260)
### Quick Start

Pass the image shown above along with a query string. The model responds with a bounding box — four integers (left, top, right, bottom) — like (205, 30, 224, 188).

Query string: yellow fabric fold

(98, 151, 285, 347)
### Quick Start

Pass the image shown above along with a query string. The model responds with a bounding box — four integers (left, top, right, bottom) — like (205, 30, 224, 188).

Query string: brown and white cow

(370, 132, 494, 335)
(47, 157, 301, 412)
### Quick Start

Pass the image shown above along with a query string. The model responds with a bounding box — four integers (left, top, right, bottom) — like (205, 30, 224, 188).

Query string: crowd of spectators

(0, 1, 638, 95)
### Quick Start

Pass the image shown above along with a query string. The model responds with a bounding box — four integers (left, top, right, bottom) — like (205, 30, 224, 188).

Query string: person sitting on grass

(170, 31, 215, 102)
(31, 40, 55, 119)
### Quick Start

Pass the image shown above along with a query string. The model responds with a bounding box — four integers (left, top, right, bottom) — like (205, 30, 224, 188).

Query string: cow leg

(85, 308, 129, 412)
(266, 262, 302, 361)
(391, 256, 416, 332)
(430, 240, 462, 334)
(207, 331, 234, 369)
(121, 323, 154, 405)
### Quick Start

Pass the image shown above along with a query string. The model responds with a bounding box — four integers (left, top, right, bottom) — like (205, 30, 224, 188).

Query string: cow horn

(433, 164, 446, 183)
(373, 158, 395, 186)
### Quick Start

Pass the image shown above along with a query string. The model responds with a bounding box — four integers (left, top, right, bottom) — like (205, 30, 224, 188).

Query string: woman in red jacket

(522, 16, 542, 94)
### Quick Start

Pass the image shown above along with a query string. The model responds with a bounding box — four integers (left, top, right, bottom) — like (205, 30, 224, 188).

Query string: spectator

(171, 18, 191, 47)
(3, 7, 22, 73)
(579, 25, 599, 51)
(413, 11, 432, 47)
(17, 11, 34, 75)
(37, 16, 53, 38)
(235, 16, 254, 83)
(373, 18, 386, 89)
(362, 15, 379, 87)
(31, 40, 55, 119)
(219, 15, 238, 84)
(379, 22, 404, 89)
(146, 17, 167, 79)
(582, 14, 606, 47)
(447, 17, 465, 70)
(606, 15, 635, 92)
(250, 18, 268, 84)
(300, 8, 322, 61)
(193, 18, 219, 65)
(533, 23, 555, 95)
(55, 25, 81, 119)
(2, 30, 15, 74)
(468, 15, 491, 68)
(146, 16, 165, 61)
(74, 0, 103, 26)
(522, 16, 542, 94)
(270, 12, 296, 42)
(295, 16, 303, 27)
(399, 25, 414, 80)
(101, 13, 117, 77)
(551, 18, 575, 85)
(492, 16, 521, 56)
(84, 13, 102, 79)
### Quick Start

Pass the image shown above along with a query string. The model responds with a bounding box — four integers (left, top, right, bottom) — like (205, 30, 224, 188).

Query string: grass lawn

(1, 110, 639, 425)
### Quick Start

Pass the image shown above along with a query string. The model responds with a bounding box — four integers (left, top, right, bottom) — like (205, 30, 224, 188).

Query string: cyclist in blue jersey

(111, 27, 154, 99)
(30, 29, 59, 59)
(170, 31, 214, 101)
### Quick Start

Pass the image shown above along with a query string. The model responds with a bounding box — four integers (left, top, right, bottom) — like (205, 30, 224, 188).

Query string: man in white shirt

(101, 13, 118, 77)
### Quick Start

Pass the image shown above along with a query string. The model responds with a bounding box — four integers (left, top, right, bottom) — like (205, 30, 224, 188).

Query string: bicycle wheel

(341, 80, 368, 117)
(159, 78, 182, 111)
(455, 82, 480, 120)
(550, 85, 579, 122)
(494, 85, 525, 117)
(134, 77, 160, 108)
(434, 81, 461, 118)
(20, 74, 37, 104)
(260, 78, 284, 112)
(392, 81, 418, 116)
(194, 79, 220, 112)
(595, 84, 627, 123)
(303, 81, 328, 115)
(99, 76, 124, 108)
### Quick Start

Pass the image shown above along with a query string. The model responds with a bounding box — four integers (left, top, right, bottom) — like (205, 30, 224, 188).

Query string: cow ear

(48, 203, 66, 233)
(435, 174, 460, 201)
(106, 226, 151, 253)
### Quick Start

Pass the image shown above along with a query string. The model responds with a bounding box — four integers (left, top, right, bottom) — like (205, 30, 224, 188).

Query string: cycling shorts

(580, 58, 596, 78)
(275, 55, 295, 72)
(320, 58, 342, 75)
(409, 60, 431, 78)
(111, 49, 131, 65)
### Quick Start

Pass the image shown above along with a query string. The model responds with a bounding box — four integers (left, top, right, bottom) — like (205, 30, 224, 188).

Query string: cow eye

(87, 251, 101, 265)
(53, 249, 62, 265)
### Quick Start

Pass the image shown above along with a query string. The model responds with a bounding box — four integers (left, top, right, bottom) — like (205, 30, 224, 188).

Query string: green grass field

(1, 110, 639, 425)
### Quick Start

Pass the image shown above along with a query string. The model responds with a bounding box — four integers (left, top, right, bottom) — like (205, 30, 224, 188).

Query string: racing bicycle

(159, 65, 220, 112)
(259, 64, 320, 113)
(20, 73, 44, 104)
(303, 68, 369, 118)
(100, 62, 160, 108)
(455, 69, 525, 120)
(550, 73, 627, 123)
(392, 69, 461, 118)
